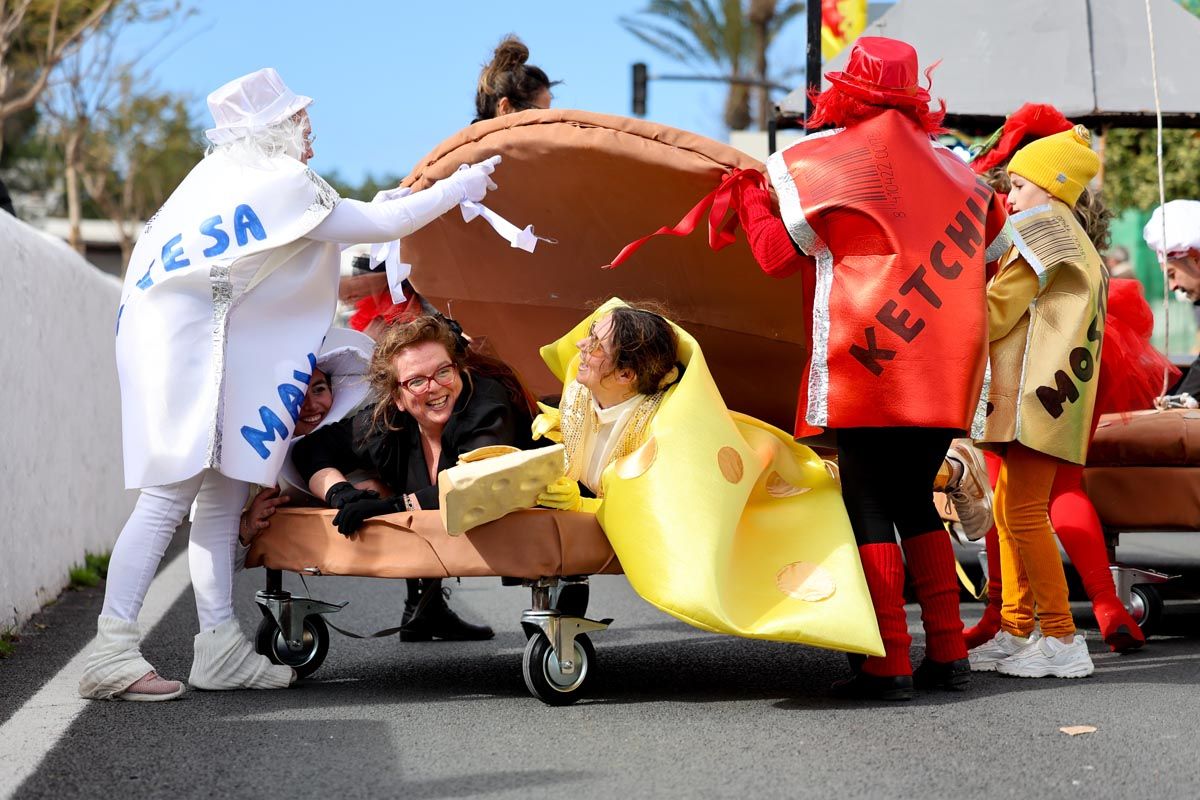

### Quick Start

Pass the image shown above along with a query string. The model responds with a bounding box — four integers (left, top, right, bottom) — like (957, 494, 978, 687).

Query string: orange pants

(995, 443, 1076, 640)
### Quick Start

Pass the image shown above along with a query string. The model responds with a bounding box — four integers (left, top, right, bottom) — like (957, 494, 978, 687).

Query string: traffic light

(632, 62, 648, 117)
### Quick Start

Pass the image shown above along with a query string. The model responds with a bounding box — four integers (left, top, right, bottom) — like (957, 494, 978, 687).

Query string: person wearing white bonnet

(1145, 200, 1200, 402)
(81, 67, 502, 701)
(1144, 200, 1200, 304)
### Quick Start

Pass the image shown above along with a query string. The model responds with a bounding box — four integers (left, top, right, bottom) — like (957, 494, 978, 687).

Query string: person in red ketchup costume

(734, 37, 1009, 700)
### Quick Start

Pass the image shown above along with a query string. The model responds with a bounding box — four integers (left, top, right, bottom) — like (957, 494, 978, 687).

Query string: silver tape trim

(205, 264, 234, 469)
(985, 219, 1013, 263)
(805, 245, 835, 428)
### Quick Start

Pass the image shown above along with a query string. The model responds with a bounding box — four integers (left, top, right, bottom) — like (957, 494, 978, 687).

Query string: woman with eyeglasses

(534, 304, 681, 513)
(291, 315, 535, 640)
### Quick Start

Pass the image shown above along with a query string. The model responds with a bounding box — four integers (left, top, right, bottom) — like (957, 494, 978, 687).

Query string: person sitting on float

(292, 314, 535, 641)
(238, 328, 378, 546)
(79, 67, 504, 703)
(524, 298, 885, 659)
(534, 304, 681, 512)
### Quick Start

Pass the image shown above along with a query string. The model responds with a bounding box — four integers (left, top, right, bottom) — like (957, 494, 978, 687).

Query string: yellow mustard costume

(537, 299, 884, 654)
(980, 199, 1108, 464)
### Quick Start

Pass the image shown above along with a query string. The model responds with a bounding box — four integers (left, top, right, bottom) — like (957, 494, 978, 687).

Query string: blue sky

(116, 1, 813, 186)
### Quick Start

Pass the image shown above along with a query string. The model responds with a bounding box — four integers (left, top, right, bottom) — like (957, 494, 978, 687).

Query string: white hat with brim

(1144, 200, 1200, 258)
(205, 67, 313, 145)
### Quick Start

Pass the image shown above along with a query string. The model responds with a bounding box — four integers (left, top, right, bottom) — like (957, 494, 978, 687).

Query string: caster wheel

(255, 614, 329, 679)
(1129, 584, 1163, 634)
(522, 632, 595, 705)
(552, 582, 590, 617)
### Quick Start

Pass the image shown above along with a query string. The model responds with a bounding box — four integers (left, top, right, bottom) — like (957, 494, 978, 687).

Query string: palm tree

(620, 0, 805, 131)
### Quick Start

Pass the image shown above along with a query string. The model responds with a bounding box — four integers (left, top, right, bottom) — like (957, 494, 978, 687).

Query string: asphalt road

(2, 532, 1199, 800)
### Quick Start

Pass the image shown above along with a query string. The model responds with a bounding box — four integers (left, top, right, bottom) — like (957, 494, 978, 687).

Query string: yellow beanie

(1007, 124, 1100, 207)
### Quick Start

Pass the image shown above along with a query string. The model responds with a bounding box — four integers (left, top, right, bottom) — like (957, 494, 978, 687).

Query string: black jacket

(292, 373, 533, 509)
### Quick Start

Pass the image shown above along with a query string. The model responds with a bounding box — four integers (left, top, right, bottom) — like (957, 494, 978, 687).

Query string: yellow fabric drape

(540, 299, 883, 655)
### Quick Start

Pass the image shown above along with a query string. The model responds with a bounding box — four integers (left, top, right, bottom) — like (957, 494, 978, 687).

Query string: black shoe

(912, 657, 970, 691)
(831, 671, 914, 702)
(401, 581, 494, 642)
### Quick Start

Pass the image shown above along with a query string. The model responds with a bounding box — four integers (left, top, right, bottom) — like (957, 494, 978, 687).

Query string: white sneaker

(995, 633, 1094, 679)
(968, 630, 1037, 672)
(944, 441, 993, 541)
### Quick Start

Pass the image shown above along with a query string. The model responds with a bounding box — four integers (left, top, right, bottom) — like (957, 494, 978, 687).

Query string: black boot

(831, 671, 914, 702)
(400, 579, 494, 642)
(912, 656, 971, 691)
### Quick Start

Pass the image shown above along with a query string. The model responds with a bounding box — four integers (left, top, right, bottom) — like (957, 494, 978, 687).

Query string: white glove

(439, 155, 501, 203)
(371, 186, 412, 204)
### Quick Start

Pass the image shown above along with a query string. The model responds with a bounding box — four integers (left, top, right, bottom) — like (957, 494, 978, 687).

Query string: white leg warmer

(101, 475, 204, 622)
(189, 619, 295, 690)
(188, 471, 250, 632)
(78, 616, 157, 700)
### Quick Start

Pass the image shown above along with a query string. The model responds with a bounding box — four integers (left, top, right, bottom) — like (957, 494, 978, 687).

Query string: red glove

(737, 183, 812, 279)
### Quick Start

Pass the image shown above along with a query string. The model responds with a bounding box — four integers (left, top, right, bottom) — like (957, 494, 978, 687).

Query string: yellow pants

(995, 443, 1075, 640)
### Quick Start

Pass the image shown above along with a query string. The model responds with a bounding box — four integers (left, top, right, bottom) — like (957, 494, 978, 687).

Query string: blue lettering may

(241, 407, 288, 460)
(233, 204, 267, 246)
(279, 383, 305, 424)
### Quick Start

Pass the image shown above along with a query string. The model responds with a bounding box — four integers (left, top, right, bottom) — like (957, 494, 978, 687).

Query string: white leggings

(102, 470, 249, 632)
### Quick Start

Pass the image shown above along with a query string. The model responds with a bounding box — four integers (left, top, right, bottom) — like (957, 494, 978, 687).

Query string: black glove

(325, 481, 379, 509)
(332, 496, 403, 536)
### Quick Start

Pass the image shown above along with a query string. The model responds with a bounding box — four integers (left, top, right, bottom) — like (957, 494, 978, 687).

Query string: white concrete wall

(1, 211, 136, 631)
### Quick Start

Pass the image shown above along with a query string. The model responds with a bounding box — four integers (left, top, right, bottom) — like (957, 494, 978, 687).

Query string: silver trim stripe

(985, 219, 1013, 264)
(806, 245, 835, 428)
(205, 263, 234, 470)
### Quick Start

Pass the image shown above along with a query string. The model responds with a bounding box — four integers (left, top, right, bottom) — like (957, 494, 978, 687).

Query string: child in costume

(530, 299, 885, 657)
(969, 126, 1107, 678)
(732, 37, 1009, 699)
(947, 106, 1175, 655)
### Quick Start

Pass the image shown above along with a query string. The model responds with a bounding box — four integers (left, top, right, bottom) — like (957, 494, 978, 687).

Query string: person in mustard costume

(969, 126, 1107, 679)
(532, 298, 885, 659)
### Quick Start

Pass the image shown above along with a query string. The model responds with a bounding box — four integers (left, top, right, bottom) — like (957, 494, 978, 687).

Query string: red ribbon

(604, 168, 768, 269)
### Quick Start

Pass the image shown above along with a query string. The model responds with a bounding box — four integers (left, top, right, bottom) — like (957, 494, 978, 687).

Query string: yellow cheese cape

(541, 299, 883, 655)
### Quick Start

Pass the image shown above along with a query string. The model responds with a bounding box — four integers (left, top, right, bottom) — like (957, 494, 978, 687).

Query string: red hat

(825, 37, 932, 108)
(971, 103, 1073, 174)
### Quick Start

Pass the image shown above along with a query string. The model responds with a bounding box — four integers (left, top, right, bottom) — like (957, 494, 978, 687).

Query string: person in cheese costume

(732, 37, 1009, 700)
(532, 299, 886, 660)
(967, 127, 1108, 680)
(80, 68, 503, 702)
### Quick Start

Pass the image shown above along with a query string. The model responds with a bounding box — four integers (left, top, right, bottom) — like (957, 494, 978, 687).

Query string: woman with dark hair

(347, 35, 557, 334)
(292, 315, 534, 640)
(536, 304, 681, 512)
(473, 34, 557, 123)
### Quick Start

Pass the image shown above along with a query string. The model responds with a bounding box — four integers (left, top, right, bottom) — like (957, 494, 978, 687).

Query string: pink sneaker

(119, 671, 185, 702)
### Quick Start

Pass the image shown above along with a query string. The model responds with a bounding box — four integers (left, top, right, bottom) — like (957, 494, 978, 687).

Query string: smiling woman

(291, 314, 536, 640)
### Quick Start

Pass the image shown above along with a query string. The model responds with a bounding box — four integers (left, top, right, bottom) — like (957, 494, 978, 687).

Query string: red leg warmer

(857, 543, 913, 677)
(902, 530, 968, 663)
(1050, 464, 1145, 652)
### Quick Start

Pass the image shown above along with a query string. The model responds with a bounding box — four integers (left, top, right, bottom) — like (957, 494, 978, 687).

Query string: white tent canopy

(778, 0, 1200, 128)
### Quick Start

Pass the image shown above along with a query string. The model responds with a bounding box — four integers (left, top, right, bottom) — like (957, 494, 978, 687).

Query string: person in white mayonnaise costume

(80, 68, 501, 701)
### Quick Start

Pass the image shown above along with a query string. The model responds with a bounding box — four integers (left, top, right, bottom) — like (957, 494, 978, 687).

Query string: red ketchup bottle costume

(737, 37, 1009, 699)
(959, 104, 1178, 654)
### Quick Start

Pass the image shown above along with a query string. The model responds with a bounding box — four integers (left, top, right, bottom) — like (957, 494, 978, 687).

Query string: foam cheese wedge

(439, 444, 566, 535)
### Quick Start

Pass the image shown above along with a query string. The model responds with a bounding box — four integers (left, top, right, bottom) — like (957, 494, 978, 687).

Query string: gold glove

(537, 476, 581, 511)
(531, 401, 563, 443)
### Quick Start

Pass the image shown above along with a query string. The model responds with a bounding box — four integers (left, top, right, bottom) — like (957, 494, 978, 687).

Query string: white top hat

(205, 67, 313, 145)
(1144, 200, 1200, 257)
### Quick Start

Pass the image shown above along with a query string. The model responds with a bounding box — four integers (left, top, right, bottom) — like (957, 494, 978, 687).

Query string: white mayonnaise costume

(80, 68, 501, 701)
